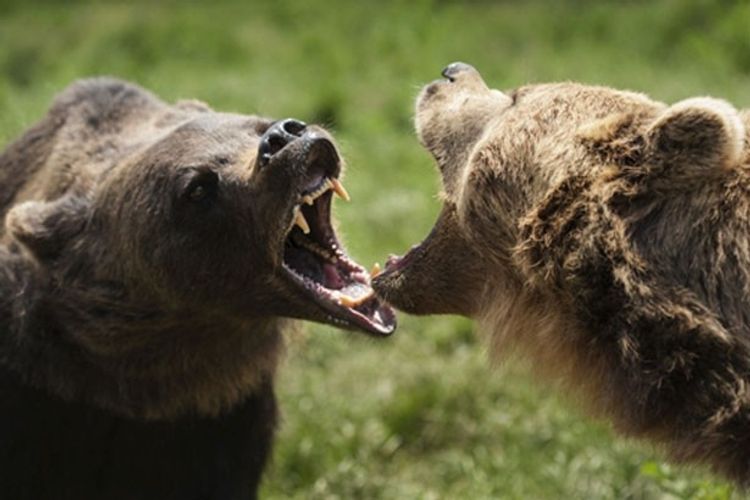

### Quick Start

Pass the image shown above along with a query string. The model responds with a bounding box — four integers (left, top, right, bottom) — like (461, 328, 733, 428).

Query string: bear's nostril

(441, 62, 475, 82)
(257, 118, 308, 167)
(281, 119, 307, 137)
(267, 135, 287, 156)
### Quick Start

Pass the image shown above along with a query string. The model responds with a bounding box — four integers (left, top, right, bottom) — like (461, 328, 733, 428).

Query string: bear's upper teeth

(299, 178, 349, 205)
(302, 178, 334, 205)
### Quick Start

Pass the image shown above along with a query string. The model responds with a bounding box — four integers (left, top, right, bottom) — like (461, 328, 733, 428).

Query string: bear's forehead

(106, 111, 268, 169)
(510, 82, 658, 117)
(168, 112, 270, 135)
(74, 110, 269, 196)
(150, 114, 266, 163)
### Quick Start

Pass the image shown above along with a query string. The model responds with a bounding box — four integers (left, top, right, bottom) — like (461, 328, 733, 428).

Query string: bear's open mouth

(281, 170, 396, 337)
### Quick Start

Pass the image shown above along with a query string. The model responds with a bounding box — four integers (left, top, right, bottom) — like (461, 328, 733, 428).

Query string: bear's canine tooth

(294, 208, 310, 234)
(320, 178, 333, 195)
(334, 290, 375, 308)
(331, 178, 350, 202)
(370, 262, 381, 278)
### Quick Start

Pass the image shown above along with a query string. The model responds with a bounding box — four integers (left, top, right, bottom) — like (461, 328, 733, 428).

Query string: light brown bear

(373, 62, 750, 484)
(0, 78, 395, 500)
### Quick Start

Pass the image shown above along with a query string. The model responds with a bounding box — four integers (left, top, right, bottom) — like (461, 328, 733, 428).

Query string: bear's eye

(183, 169, 219, 205)
(189, 185, 208, 202)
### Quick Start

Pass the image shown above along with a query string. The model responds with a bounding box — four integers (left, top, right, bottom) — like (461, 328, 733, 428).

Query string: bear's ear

(578, 112, 635, 144)
(175, 99, 212, 113)
(647, 97, 745, 170)
(577, 112, 646, 166)
(5, 195, 89, 261)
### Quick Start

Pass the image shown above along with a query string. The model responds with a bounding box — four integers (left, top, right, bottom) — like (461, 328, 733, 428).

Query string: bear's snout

(441, 61, 476, 82)
(258, 118, 308, 167)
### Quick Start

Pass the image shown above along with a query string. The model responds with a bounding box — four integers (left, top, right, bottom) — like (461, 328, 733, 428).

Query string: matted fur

(0, 77, 346, 499)
(374, 63, 750, 484)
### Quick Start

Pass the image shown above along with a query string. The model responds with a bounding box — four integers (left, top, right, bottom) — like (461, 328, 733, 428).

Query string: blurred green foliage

(1, 0, 749, 498)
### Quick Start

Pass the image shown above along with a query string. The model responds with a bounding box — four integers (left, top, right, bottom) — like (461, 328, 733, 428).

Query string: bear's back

(0, 78, 168, 237)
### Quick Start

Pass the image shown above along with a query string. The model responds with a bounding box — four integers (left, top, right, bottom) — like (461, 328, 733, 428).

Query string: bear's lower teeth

(290, 231, 337, 263)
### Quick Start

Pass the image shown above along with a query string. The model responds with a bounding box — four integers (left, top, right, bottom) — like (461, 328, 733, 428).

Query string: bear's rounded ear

(577, 112, 646, 166)
(647, 97, 745, 170)
(578, 112, 635, 144)
(175, 99, 212, 113)
(5, 195, 89, 261)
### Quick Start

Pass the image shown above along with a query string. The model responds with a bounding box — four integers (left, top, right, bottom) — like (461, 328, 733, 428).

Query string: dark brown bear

(374, 62, 750, 485)
(0, 78, 395, 500)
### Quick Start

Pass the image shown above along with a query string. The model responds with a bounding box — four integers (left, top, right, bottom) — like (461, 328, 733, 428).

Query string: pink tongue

(323, 263, 345, 289)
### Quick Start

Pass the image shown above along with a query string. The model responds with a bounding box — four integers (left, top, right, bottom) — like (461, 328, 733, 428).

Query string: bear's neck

(0, 253, 286, 420)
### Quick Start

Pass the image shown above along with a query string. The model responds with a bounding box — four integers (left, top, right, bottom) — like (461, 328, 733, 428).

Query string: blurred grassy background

(1, 0, 749, 498)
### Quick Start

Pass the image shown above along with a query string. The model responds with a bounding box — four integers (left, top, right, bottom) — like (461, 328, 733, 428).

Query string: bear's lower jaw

(280, 185, 396, 336)
(372, 202, 489, 317)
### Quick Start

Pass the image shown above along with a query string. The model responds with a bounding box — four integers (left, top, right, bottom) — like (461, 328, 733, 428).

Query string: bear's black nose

(441, 62, 476, 82)
(258, 118, 307, 167)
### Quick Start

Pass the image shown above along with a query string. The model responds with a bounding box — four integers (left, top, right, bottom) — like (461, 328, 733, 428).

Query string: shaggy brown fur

(374, 62, 750, 484)
(0, 78, 392, 499)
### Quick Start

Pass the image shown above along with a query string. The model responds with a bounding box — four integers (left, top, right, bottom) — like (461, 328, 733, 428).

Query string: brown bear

(373, 62, 750, 485)
(0, 77, 395, 500)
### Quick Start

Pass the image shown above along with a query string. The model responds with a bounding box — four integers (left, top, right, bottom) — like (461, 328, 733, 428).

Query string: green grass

(1, 0, 750, 498)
